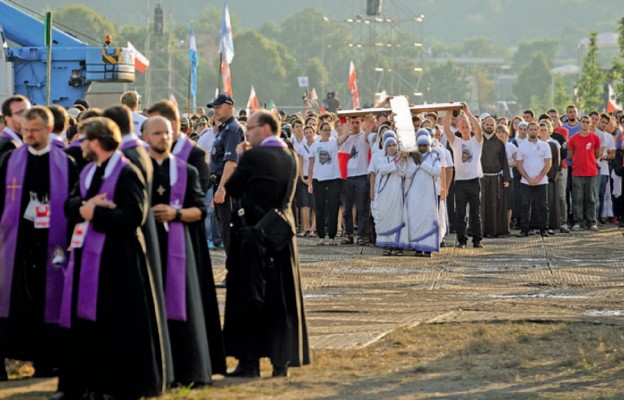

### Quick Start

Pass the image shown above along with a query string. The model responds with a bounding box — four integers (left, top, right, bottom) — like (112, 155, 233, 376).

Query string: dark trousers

(215, 195, 233, 257)
(313, 179, 341, 239)
(520, 183, 548, 231)
(340, 175, 369, 237)
(572, 175, 597, 226)
(454, 178, 482, 244)
(596, 174, 609, 218)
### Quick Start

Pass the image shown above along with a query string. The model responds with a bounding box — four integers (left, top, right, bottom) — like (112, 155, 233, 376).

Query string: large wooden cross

(336, 102, 464, 118)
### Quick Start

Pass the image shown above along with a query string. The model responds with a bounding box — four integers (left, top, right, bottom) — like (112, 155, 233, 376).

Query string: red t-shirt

(568, 132, 601, 177)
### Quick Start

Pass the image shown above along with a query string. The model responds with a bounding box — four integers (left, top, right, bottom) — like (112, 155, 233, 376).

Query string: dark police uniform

(209, 116, 244, 256)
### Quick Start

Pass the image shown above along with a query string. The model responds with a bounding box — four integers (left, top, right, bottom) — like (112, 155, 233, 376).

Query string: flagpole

(187, 59, 191, 114)
(218, 53, 223, 93)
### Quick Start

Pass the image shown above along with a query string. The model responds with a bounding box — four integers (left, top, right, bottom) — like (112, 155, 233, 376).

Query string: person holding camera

(223, 109, 309, 379)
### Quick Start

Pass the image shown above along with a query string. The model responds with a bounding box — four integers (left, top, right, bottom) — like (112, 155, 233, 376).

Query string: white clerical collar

(2, 127, 22, 144)
(121, 133, 140, 144)
(86, 152, 122, 189)
(49, 133, 63, 143)
(172, 134, 187, 155)
(28, 144, 51, 156)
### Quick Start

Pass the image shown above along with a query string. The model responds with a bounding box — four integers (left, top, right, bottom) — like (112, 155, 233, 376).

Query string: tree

(472, 68, 496, 111)
(513, 53, 551, 109)
(513, 38, 558, 71)
(462, 36, 511, 58)
(609, 17, 624, 105)
(576, 32, 605, 112)
(420, 61, 470, 103)
(553, 75, 572, 112)
(54, 4, 117, 45)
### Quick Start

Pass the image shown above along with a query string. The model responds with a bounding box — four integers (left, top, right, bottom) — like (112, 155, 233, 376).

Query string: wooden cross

(7, 177, 21, 202)
(156, 185, 165, 197)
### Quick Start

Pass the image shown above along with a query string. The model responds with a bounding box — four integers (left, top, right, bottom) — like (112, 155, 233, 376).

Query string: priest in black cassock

(0, 95, 29, 157)
(58, 117, 162, 400)
(480, 116, 511, 237)
(104, 105, 173, 387)
(0, 107, 77, 379)
(63, 109, 104, 173)
(144, 115, 215, 386)
(224, 109, 310, 378)
(145, 100, 226, 375)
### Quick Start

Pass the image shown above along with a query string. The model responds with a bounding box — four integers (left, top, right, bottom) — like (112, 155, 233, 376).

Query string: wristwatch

(174, 208, 182, 222)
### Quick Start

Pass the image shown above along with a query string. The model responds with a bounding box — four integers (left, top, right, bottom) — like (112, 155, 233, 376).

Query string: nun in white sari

(399, 134, 441, 256)
(370, 137, 405, 255)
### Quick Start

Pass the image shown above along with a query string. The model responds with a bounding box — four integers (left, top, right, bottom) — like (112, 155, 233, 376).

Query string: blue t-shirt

(563, 122, 581, 166)
(209, 117, 244, 176)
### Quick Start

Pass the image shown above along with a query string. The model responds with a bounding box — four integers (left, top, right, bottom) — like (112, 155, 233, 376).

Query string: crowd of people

(0, 88, 622, 398)
(279, 102, 624, 255)
(0, 92, 309, 399)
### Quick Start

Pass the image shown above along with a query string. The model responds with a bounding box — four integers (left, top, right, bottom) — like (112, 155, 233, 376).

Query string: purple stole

(120, 136, 149, 152)
(173, 137, 194, 162)
(165, 156, 188, 321)
(51, 139, 65, 149)
(260, 136, 288, 148)
(59, 153, 129, 328)
(0, 146, 69, 323)
(69, 137, 84, 148)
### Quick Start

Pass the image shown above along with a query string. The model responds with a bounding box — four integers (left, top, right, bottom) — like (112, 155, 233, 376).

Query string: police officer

(208, 93, 244, 256)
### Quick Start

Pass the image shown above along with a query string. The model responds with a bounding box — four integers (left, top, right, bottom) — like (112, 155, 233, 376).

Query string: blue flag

(189, 25, 198, 98)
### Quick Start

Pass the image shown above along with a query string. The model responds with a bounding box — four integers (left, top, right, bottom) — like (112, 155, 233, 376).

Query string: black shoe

(517, 231, 529, 237)
(540, 230, 550, 237)
(272, 366, 289, 378)
(473, 242, 484, 248)
(215, 277, 227, 289)
(340, 235, 354, 245)
(423, 251, 432, 257)
(226, 365, 260, 378)
(456, 243, 467, 249)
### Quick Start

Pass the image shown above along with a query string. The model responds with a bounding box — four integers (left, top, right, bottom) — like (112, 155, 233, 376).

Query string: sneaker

(589, 224, 599, 231)
(473, 242, 484, 248)
(571, 224, 581, 231)
(327, 238, 336, 246)
(560, 224, 570, 233)
(456, 242, 467, 249)
(207, 241, 217, 250)
(517, 231, 529, 237)
(540, 230, 550, 237)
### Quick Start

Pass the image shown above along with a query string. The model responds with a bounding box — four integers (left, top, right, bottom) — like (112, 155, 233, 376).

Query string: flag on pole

(221, 58, 233, 97)
(246, 85, 259, 115)
(310, 88, 318, 102)
(607, 84, 621, 113)
(268, 100, 277, 113)
(127, 42, 149, 73)
(348, 61, 360, 109)
(219, 0, 235, 64)
(189, 25, 198, 99)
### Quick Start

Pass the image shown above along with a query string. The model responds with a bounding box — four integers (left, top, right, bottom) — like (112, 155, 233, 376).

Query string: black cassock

(0, 150, 77, 365)
(152, 158, 213, 385)
(224, 146, 310, 368)
(172, 138, 227, 375)
(60, 159, 162, 399)
(123, 143, 174, 386)
(64, 143, 88, 172)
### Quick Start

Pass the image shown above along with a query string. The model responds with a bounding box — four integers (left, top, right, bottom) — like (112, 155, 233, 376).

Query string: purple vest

(165, 156, 188, 321)
(0, 146, 69, 323)
(59, 153, 129, 328)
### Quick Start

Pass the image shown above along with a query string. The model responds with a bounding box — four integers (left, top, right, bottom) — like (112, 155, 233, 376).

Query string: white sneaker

(589, 224, 599, 231)
(560, 224, 570, 233)
(571, 224, 581, 231)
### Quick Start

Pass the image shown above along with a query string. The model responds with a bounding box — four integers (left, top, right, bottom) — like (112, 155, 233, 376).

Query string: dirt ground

(3, 227, 624, 399)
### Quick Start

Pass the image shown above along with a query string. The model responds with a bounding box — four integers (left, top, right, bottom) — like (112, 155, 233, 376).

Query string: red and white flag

(607, 84, 621, 113)
(311, 88, 318, 101)
(246, 85, 259, 115)
(348, 61, 360, 109)
(221, 58, 233, 97)
(127, 41, 149, 73)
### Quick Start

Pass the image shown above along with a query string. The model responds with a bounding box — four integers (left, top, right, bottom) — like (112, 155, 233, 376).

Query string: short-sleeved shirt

(450, 136, 483, 181)
(599, 132, 616, 176)
(132, 111, 147, 136)
(568, 132, 601, 177)
(297, 140, 315, 177)
(516, 140, 552, 185)
(310, 139, 341, 181)
(209, 116, 244, 176)
(340, 132, 370, 177)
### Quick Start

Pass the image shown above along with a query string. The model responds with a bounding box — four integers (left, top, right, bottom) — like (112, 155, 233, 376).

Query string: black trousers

(215, 195, 233, 258)
(454, 178, 482, 244)
(313, 179, 341, 239)
(521, 183, 548, 231)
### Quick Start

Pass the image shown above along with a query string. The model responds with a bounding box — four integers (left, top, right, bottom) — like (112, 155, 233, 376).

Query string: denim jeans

(572, 175, 597, 226)
(595, 174, 609, 218)
(557, 170, 568, 226)
(204, 187, 222, 245)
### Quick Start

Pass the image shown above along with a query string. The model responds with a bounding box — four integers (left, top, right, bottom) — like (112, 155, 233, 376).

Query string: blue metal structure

(0, 1, 135, 107)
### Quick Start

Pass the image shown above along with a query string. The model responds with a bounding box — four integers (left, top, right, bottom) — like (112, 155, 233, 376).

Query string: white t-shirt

(504, 142, 517, 178)
(516, 140, 552, 185)
(340, 132, 370, 177)
(310, 139, 341, 181)
(291, 135, 306, 155)
(450, 136, 483, 181)
(599, 132, 616, 176)
(297, 140, 315, 177)
(431, 145, 447, 193)
(132, 111, 147, 136)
